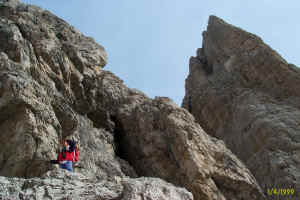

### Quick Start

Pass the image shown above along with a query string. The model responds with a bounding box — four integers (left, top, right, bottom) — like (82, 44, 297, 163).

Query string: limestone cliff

(0, 0, 265, 199)
(183, 15, 300, 199)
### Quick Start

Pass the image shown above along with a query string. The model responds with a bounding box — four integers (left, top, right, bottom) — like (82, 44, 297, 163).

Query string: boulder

(116, 96, 265, 200)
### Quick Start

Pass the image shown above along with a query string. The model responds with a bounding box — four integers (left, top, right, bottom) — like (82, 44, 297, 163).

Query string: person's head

(61, 139, 68, 147)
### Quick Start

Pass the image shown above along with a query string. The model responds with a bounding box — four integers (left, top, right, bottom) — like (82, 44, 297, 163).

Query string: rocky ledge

(0, 168, 193, 200)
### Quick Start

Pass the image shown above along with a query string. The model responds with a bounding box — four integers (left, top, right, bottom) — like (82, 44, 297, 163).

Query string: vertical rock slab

(183, 15, 300, 198)
(116, 96, 265, 200)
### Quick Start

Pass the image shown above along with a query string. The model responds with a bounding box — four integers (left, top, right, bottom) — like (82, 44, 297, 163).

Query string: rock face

(183, 15, 300, 198)
(0, 0, 130, 180)
(117, 96, 265, 200)
(0, 1, 265, 199)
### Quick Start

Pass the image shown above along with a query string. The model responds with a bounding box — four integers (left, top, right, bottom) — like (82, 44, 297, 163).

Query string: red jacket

(57, 148, 79, 162)
(74, 147, 79, 162)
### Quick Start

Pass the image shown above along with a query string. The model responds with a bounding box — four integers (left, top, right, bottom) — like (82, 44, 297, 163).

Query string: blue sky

(21, 0, 300, 105)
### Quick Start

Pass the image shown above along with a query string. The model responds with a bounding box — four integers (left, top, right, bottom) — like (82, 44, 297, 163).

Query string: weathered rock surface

(0, 1, 265, 199)
(116, 96, 265, 200)
(0, 169, 193, 200)
(0, 0, 136, 181)
(183, 15, 300, 198)
(0, 0, 135, 181)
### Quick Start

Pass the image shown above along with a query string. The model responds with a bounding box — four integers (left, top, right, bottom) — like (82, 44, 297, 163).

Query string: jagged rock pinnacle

(184, 15, 300, 199)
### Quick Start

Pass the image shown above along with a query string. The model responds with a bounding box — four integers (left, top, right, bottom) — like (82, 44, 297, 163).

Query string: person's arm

(57, 152, 62, 163)
(74, 147, 79, 162)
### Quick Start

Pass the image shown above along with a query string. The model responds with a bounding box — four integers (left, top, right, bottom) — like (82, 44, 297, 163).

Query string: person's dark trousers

(50, 160, 59, 164)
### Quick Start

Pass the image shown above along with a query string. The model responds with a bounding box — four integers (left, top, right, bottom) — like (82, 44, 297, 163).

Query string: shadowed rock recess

(183, 15, 300, 199)
(0, 0, 265, 199)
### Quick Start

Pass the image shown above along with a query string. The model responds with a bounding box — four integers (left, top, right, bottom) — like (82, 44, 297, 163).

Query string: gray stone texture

(0, 168, 194, 200)
(183, 15, 300, 199)
(0, 1, 265, 199)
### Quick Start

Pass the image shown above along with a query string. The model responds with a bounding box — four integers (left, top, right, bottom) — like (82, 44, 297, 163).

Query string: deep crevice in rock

(110, 115, 128, 162)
